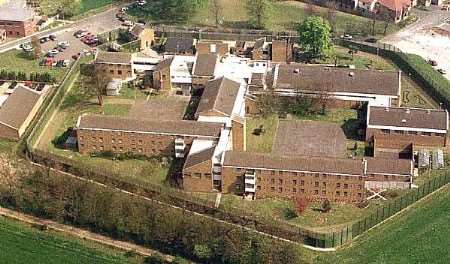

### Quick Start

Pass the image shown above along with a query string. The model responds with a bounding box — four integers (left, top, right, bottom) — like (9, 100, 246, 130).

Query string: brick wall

(271, 40, 293, 63)
(183, 160, 213, 192)
(152, 67, 172, 92)
(231, 119, 246, 151)
(77, 129, 200, 157)
(222, 166, 367, 203)
(95, 63, 133, 80)
(367, 128, 447, 148)
(0, 19, 36, 38)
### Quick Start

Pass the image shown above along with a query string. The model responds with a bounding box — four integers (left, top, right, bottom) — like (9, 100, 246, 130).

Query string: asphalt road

(0, 6, 125, 56)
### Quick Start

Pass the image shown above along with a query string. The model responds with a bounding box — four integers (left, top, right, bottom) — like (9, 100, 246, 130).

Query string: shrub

(294, 196, 309, 215)
(322, 199, 332, 213)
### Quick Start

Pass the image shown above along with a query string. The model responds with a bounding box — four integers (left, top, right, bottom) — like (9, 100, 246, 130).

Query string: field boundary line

(0, 206, 174, 261)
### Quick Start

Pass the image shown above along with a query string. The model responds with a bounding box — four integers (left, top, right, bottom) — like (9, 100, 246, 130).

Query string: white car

(47, 49, 59, 57)
(58, 41, 70, 48)
(341, 34, 353, 40)
(22, 45, 34, 52)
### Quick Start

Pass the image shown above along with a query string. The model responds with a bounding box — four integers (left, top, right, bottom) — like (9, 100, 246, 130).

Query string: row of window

(184, 173, 212, 179)
(235, 168, 363, 180)
(380, 129, 445, 137)
(266, 186, 363, 197)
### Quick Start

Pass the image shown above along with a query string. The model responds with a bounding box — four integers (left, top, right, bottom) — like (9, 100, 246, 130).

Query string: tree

(379, 12, 392, 36)
(30, 36, 41, 59)
(297, 16, 332, 58)
(80, 67, 111, 106)
(294, 196, 309, 214)
(210, 0, 223, 27)
(326, 2, 337, 33)
(255, 91, 279, 117)
(245, 0, 272, 29)
(322, 199, 332, 213)
(39, 0, 80, 18)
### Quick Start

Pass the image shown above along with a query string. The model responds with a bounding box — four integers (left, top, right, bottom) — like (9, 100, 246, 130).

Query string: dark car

(39, 37, 49, 43)
(428, 60, 438, 66)
(56, 60, 64, 67)
(138, 19, 146, 25)
(438, 69, 447, 74)
(365, 38, 378, 43)
(49, 34, 57, 41)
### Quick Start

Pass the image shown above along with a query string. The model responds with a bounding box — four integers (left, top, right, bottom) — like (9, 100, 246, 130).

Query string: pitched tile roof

(273, 64, 400, 97)
(184, 147, 215, 169)
(196, 77, 241, 117)
(0, 2, 35, 22)
(223, 151, 365, 175)
(0, 85, 41, 129)
(368, 106, 448, 131)
(130, 24, 145, 36)
(365, 157, 412, 176)
(223, 151, 412, 176)
(193, 53, 218, 76)
(95, 51, 132, 64)
(164, 37, 194, 53)
(378, 0, 411, 11)
(154, 57, 173, 71)
(77, 115, 222, 137)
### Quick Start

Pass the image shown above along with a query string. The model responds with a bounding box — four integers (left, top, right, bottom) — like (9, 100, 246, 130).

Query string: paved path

(0, 206, 175, 261)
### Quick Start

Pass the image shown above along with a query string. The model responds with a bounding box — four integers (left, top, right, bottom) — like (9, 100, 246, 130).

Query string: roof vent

(401, 119, 407, 123)
(294, 68, 300, 74)
(406, 108, 410, 114)
(349, 72, 355, 77)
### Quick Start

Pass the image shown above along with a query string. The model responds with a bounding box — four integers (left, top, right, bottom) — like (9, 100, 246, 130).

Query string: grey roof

(273, 64, 400, 97)
(223, 151, 412, 176)
(196, 77, 240, 117)
(95, 51, 132, 64)
(193, 53, 217, 76)
(273, 120, 347, 158)
(368, 106, 448, 131)
(164, 37, 194, 53)
(77, 115, 223, 138)
(153, 57, 173, 71)
(0, 85, 41, 129)
(0, 2, 35, 22)
(184, 147, 215, 170)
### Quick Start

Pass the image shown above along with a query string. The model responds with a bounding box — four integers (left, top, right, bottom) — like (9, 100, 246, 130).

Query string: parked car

(63, 60, 71, 67)
(438, 69, 447, 74)
(49, 34, 57, 41)
(365, 37, 378, 43)
(340, 34, 353, 40)
(56, 60, 64, 67)
(40, 36, 50, 43)
(58, 41, 70, 48)
(47, 49, 59, 57)
(428, 60, 438, 66)
(22, 45, 34, 52)
(138, 19, 146, 25)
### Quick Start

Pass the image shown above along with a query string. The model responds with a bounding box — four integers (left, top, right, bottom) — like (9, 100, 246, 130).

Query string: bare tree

(210, 0, 223, 27)
(80, 66, 111, 106)
(30, 36, 42, 59)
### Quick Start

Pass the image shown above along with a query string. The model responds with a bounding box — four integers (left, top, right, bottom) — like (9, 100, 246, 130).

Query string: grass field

(0, 217, 142, 264)
(316, 184, 450, 263)
(74, 0, 115, 17)
(188, 0, 400, 35)
(0, 50, 67, 82)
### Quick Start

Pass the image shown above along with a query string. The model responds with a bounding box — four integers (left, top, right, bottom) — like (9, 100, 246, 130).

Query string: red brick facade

(0, 19, 36, 38)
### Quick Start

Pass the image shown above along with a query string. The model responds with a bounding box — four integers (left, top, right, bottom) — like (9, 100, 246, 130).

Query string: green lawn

(0, 217, 142, 264)
(246, 114, 279, 153)
(316, 184, 450, 264)
(74, 0, 115, 16)
(401, 76, 438, 109)
(187, 0, 399, 35)
(0, 50, 67, 83)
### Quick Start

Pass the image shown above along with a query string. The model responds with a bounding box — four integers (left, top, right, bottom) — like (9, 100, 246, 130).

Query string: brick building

(94, 51, 134, 81)
(271, 39, 293, 63)
(366, 106, 449, 154)
(192, 53, 218, 88)
(152, 57, 173, 92)
(76, 115, 223, 157)
(163, 37, 195, 55)
(220, 151, 413, 202)
(0, 85, 43, 140)
(0, 3, 36, 37)
(129, 24, 155, 51)
(264, 64, 402, 108)
(196, 40, 229, 56)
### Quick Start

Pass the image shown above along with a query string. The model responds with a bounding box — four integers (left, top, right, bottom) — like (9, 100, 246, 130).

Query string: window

(271, 171, 276, 175)
(422, 132, 432, 136)
(292, 172, 297, 176)
(205, 173, 212, 179)
(293, 180, 297, 185)
(257, 186, 261, 191)
(193, 173, 201, 179)
(110, 70, 114, 74)
(394, 130, 403, 134)
(344, 184, 348, 189)
(315, 182, 319, 187)
(322, 190, 326, 195)
(112, 146, 116, 151)
(118, 70, 122, 75)
(139, 140, 143, 144)
(279, 171, 283, 175)
(337, 175, 341, 180)
(322, 182, 327, 187)
(381, 129, 390, 134)
(314, 174, 319, 178)
(270, 187, 275, 191)
(271, 179, 275, 184)
(293, 188, 297, 193)
(344, 192, 348, 196)
(184, 173, 191, 178)
(278, 187, 283, 193)
(358, 193, 362, 198)
(112, 139, 115, 143)
(279, 179, 283, 184)
(118, 139, 122, 144)
(408, 131, 418, 135)
(301, 189, 305, 193)
(300, 180, 304, 186)
(99, 137, 103, 143)
(359, 184, 363, 189)
(314, 190, 319, 195)
(139, 148, 143, 153)
(336, 191, 340, 196)
(336, 183, 341, 188)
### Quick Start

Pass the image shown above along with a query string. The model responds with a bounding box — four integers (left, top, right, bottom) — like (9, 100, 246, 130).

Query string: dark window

(293, 188, 297, 193)
(315, 182, 319, 187)
(301, 180, 304, 186)
(293, 180, 297, 185)
(279, 179, 283, 184)
(314, 190, 319, 195)
(336, 183, 341, 188)
(193, 173, 201, 179)
(344, 184, 348, 189)
(271, 179, 275, 184)
(278, 187, 283, 193)
(270, 187, 275, 191)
